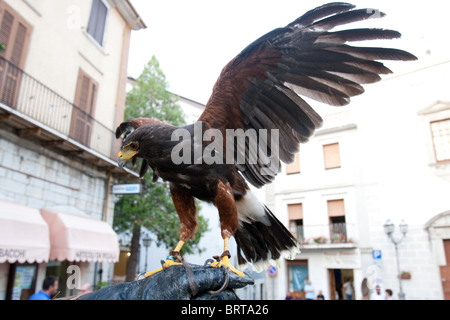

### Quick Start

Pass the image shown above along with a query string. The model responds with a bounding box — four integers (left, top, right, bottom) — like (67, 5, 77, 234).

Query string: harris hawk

(116, 2, 417, 277)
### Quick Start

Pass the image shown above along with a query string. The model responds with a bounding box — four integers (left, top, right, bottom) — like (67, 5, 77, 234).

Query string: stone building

(0, 0, 145, 299)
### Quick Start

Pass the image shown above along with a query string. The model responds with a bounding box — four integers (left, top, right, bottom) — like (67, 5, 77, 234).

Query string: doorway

(328, 268, 354, 300)
(441, 239, 450, 300)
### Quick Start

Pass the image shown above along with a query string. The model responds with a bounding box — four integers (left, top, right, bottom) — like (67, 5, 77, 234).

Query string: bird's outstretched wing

(198, 2, 417, 188)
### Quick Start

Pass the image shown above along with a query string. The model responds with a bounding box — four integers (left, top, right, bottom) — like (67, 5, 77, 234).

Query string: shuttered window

(323, 142, 341, 169)
(286, 153, 300, 174)
(288, 203, 303, 220)
(327, 199, 345, 218)
(0, 1, 31, 108)
(70, 69, 98, 147)
(0, 10, 14, 50)
(288, 203, 303, 241)
(328, 199, 347, 242)
(87, 0, 108, 46)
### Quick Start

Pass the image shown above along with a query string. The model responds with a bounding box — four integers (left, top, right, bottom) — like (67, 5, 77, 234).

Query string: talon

(210, 255, 245, 277)
(143, 256, 182, 278)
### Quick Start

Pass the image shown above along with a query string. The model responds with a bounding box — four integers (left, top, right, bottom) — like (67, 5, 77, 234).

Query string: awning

(41, 209, 119, 263)
(0, 201, 50, 263)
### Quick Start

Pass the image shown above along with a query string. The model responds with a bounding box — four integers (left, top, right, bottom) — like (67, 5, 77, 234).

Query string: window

(323, 142, 341, 169)
(87, 0, 108, 46)
(430, 119, 450, 162)
(0, 1, 31, 107)
(288, 203, 303, 241)
(287, 260, 308, 294)
(286, 153, 300, 174)
(327, 199, 347, 242)
(70, 69, 98, 146)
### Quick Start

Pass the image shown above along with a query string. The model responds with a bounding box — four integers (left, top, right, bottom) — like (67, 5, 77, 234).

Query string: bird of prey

(116, 2, 416, 277)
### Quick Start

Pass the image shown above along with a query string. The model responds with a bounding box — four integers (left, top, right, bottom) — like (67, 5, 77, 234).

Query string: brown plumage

(117, 2, 417, 276)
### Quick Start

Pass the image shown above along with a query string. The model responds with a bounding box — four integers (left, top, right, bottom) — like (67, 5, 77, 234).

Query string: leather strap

(171, 251, 199, 297)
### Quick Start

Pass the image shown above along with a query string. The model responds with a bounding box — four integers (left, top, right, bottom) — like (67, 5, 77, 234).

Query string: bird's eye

(129, 142, 138, 150)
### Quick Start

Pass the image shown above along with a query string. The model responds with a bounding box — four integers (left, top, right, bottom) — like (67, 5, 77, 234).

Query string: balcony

(295, 223, 357, 249)
(0, 56, 135, 177)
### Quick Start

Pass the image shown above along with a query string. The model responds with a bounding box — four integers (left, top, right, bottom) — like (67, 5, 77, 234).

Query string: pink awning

(0, 201, 50, 263)
(41, 209, 119, 263)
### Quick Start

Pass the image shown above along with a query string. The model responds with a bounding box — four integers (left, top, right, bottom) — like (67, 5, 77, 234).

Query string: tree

(114, 56, 208, 282)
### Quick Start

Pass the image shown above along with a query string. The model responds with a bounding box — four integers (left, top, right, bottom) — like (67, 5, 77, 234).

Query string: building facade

(0, 0, 145, 299)
(265, 57, 450, 300)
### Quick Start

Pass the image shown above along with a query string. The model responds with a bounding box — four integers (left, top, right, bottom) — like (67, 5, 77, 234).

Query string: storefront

(0, 201, 50, 300)
(285, 248, 362, 300)
(0, 201, 120, 299)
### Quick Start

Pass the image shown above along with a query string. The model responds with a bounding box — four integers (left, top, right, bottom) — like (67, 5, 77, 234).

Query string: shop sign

(75, 251, 118, 261)
(322, 250, 361, 269)
(0, 248, 26, 259)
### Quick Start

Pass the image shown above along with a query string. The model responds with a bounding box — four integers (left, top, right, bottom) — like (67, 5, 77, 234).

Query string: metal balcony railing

(295, 223, 355, 245)
(0, 56, 115, 159)
(329, 222, 348, 243)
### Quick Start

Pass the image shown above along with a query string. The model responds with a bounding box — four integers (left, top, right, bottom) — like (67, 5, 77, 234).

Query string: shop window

(287, 260, 309, 300)
(6, 263, 38, 300)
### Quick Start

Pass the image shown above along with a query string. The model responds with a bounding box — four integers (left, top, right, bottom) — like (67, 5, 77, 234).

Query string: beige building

(0, 0, 145, 299)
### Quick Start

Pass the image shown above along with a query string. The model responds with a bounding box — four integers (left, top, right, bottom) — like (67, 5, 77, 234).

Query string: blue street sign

(112, 184, 142, 194)
(372, 249, 382, 260)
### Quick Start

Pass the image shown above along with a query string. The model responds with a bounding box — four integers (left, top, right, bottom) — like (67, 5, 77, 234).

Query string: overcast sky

(127, 0, 450, 105)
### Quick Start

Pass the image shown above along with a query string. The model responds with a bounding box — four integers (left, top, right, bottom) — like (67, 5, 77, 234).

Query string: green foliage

(113, 56, 208, 256)
(0, 43, 5, 51)
(125, 55, 185, 127)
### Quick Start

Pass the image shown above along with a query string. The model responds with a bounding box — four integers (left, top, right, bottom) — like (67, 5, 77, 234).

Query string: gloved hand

(75, 263, 254, 300)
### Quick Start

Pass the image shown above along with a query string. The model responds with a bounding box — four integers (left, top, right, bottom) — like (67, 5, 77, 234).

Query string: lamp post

(142, 236, 151, 272)
(383, 219, 408, 300)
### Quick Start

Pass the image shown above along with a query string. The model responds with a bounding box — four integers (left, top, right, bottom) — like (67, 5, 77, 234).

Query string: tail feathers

(234, 205, 299, 271)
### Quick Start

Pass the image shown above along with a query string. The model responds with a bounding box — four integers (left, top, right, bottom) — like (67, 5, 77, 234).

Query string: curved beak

(117, 150, 137, 170)
(117, 156, 126, 170)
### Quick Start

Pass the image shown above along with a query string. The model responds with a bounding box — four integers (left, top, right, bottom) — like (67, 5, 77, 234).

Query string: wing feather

(198, 2, 417, 187)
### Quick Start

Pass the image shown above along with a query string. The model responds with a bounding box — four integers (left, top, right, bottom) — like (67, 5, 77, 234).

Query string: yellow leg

(174, 240, 184, 252)
(144, 240, 184, 277)
(210, 238, 245, 277)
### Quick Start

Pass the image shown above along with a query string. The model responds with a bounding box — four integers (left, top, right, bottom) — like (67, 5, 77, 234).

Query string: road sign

(112, 184, 142, 194)
(267, 265, 278, 277)
(372, 249, 382, 260)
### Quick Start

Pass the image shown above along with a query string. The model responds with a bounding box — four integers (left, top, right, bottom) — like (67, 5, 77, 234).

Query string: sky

(127, 0, 450, 105)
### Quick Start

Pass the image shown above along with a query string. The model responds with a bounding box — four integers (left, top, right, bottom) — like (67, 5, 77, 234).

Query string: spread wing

(198, 2, 417, 188)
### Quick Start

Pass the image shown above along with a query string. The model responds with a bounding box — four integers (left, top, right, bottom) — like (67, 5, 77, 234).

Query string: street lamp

(383, 219, 408, 300)
(142, 236, 151, 271)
